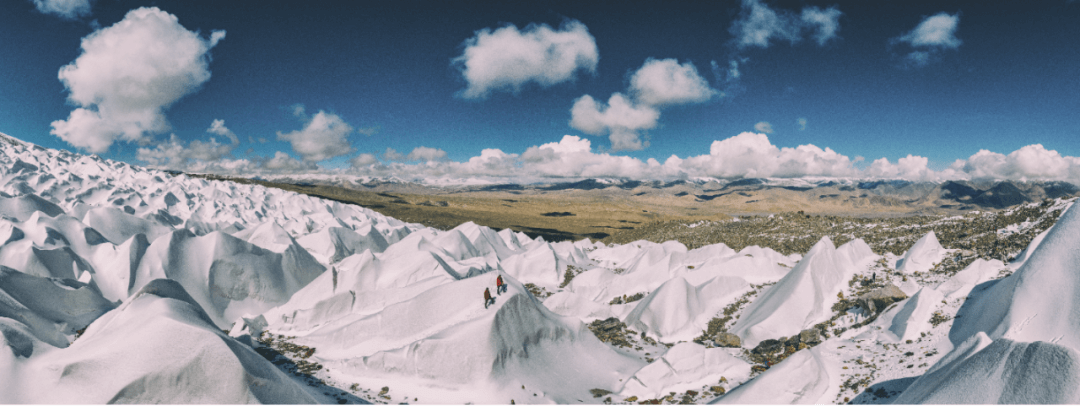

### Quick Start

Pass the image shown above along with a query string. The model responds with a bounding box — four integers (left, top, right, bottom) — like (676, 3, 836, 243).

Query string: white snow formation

(895, 230, 951, 274)
(0, 131, 1078, 404)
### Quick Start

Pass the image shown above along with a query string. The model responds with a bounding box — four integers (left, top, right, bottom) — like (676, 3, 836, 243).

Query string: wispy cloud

(723, 1, 841, 99)
(356, 126, 379, 136)
(796, 117, 807, 131)
(754, 121, 774, 134)
(206, 119, 239, 145)
(801, 6, 843, 46)
(382, 147, 405, 162)
(32, 0, 92, 20)
(453, 20, 598, 99)
(730, 0, 842, 49)
(50, 7, 224, 153)
(893, 12, 961, 67)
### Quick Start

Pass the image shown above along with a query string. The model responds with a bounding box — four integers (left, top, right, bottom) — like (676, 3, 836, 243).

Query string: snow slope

(729, 237, 877, 348)
(623, 275, 751, 342)
(0, 135, 414, 403)
(2, 130, 1079, 404)
(895, 333, 1080, 404)
(622, 342, 752, 400)
(890, 200, 1080, 402)
(0, 279, 317, 403)
(948, 200, 1080, 350)
(896, 231, 951, 274)
(714, 340, 843, 404)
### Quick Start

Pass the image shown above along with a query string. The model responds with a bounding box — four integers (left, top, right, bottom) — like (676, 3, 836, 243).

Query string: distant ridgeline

(235, 172, 1079, 212)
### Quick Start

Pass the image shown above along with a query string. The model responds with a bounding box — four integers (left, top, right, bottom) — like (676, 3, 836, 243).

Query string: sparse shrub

(524, 283, 552, 299)
(930, 311, 952, 327)
(609, 292, 646, 305)
(588, 317, 635, 348)
(559, 265, 587, 288)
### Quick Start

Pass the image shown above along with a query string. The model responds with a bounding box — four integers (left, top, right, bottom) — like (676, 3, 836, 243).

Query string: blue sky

(2, 0, 1079, 183)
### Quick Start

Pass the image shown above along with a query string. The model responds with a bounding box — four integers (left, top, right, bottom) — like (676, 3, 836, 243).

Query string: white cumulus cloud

(866, 155, 939, 181)
(571, 59, 715, 151)
(569, 93, 660, 151)
(731, 0, 842, 49)
(32, 0, 91, 20)
(894, 12, 961, 67)
(406, 146, 448, 162)
(263, 151, 318, 172)
(958, 144, 1080, 182)
(682, 132, 856, 178)
(187, 133, 1080, 187)
(51, 7, 224, 153)
(517, 135, 655, 179)
(350, 153, 379, 168)
(276, 110, 356, 162)
(454, 20, 598, 99)
(382, 148, 405, 162)
(135, 134, 233, 170)
(629, 58, 716, 107)
(898, 13, 961, 49)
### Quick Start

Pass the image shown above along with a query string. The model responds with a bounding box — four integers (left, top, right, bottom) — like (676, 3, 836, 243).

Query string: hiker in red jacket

(484, 287, 495, 309)
(496, 274, 507, 295)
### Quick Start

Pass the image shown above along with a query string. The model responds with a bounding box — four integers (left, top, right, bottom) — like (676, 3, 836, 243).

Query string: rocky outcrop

(714, 332, 741, 348)
(857, 284, 907, 314)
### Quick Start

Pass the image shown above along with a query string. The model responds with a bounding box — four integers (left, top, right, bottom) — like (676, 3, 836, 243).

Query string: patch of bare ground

(187, 174, 733, 242)
(187, 174, 1072, 263)
(612, 199, 1069, 261)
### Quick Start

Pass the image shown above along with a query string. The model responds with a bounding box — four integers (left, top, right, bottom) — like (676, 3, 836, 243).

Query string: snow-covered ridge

(1, 131, 1080, 404)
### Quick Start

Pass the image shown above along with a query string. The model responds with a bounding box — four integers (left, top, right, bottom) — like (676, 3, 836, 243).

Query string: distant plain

(197, 175, 1078, 253)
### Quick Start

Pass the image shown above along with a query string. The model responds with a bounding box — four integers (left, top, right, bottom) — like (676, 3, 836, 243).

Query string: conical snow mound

(268, 267, 644, 403)
(896, 333, 1080, 404)
(0, 132, 415, 403)
(897, 230, 949, 274)
(898, 201, 1080, 403)
(950, 201, 1080, 349)
(729, 236, 876, 348)
(0, 279, 316, 403)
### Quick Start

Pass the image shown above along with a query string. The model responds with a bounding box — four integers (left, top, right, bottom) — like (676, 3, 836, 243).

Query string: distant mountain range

(262, 175, 1080, 214)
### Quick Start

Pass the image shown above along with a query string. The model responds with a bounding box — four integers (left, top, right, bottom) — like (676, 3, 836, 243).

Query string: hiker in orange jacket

(484, 287, 495, 309)
(496, 274, 507, 295)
